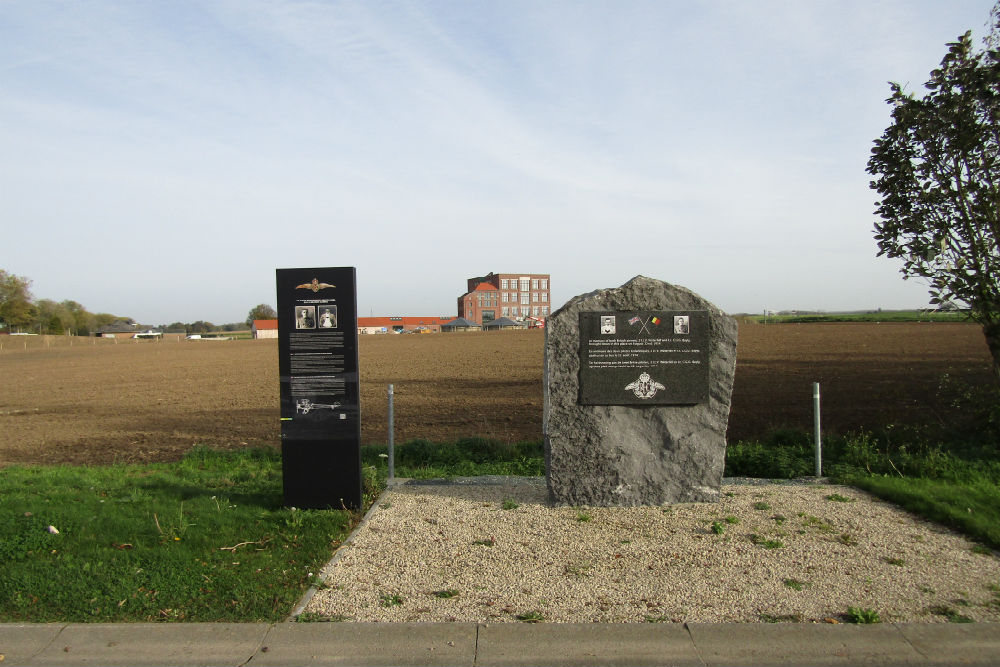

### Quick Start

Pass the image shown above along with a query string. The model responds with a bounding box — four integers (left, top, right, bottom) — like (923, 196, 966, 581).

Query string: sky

(2, 0, 997, 325)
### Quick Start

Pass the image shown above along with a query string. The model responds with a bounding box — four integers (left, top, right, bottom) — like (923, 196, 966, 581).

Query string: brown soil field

(0, 322, 993, 466)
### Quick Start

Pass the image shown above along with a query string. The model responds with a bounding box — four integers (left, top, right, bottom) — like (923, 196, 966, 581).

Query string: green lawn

(0, 447, 381, 622)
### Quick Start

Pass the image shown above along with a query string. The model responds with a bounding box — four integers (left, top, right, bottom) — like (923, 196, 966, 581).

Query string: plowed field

(0, 322, 993, 466)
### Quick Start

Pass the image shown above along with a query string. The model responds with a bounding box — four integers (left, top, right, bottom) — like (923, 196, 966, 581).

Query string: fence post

(387, 384, 395, 482)
(813, 382, 822, 477)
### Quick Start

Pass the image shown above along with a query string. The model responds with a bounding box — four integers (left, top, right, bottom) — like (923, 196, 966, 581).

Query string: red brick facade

(458, 272, 551, 325)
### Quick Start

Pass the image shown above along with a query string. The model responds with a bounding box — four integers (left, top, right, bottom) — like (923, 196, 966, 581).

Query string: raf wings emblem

(296, 278, 335, 293)
(625, 372, 666, 399)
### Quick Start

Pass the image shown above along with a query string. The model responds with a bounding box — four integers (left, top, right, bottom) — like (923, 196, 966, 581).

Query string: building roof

(441, 317, 480, 328)
(483, 317, 524, 329)
(97, 320, 139, 333)
(253, 319, 278, 330)
(357, 316, 452, 328)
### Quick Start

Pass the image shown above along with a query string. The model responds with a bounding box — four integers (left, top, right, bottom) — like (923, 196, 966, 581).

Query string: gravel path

(304, 479, 1000, 624)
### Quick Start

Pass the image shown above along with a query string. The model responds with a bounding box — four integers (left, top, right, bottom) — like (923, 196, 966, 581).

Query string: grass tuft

(845, 607, 881, 624)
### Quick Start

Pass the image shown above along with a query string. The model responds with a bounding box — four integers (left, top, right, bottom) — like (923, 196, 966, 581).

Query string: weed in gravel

(432, 589, 459, 599)
(711, 521, 725, 535)
(800, 515, 835, 532)
(928, 605, 974, 623)
(972, 544, 993, 555)
(564, 562, 592, 578)
(575, 510, 592, 523)
(296, 612, 351, 622)
(883, 556, 906, 566)
(472, 537, 495, 547)
(753, 501, 772, 511)
(516, 610, 545, 623)
(724, 516, 740, 524)
(773, 515, 787, 525)
(838, 533, 858, 546)
(760, 613, 802, 623)
(826, 493, 855, 503)
(918, 585, 936, 594)
(380, 594, 404, 607)
(645, 614, 671, 623)
(845, 607, 881, 624)
(501, 499, 519, 510)
(748, 534, 784, 549)
(783, 578, 811, 591)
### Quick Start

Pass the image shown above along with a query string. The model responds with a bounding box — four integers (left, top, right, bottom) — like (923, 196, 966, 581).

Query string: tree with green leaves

(0, 269, 35, 331)
(246, 304, 277, 326)
(867, 16, 1000, 379)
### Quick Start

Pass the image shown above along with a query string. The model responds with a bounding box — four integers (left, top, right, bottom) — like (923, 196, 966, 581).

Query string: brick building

(357, 316, 452, 334)
(458, 272, 551, 325)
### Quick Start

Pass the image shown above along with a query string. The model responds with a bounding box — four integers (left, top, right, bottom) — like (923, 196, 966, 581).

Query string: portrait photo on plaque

(318, 306, 338, 328)
(295, 305, 316, 329)
(674, 315, 690, 334)
(600, 315, 616, 334)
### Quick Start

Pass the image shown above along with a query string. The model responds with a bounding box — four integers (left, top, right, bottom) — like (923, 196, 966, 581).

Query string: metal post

(387, 384, 395, 482)
(813, 382, 822, 477)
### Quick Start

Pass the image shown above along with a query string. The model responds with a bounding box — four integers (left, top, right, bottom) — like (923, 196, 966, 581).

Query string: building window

(501, 279, 508, 289)
(541, 279, 548, 290)
(532, 292, 538, 302)
(541, 306, 549, 316)
(520, 278, 530, 291)
(520, 293, 529, 305)
(503, 307, 509, 317)
(502, 292, 508, 302)
(532, 279, 538, 289)
(541, 292, 547, 302)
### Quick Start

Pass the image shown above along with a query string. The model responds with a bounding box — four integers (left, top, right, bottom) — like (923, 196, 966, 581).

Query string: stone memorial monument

(544, 275, 737, 505)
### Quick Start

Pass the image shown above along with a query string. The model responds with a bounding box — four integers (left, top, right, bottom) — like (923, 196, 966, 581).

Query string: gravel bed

(304, 479, 1000, 624)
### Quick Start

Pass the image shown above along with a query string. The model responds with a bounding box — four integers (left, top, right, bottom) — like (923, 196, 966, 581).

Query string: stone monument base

(543, 276, 737, 506)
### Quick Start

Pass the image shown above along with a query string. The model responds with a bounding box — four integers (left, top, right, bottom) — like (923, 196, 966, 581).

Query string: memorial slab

(544, 276, 737, 506)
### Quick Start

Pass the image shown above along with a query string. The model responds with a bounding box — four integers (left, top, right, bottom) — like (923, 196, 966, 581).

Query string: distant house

(252, 319, 278, 339)
(357, 316, 451, 334)
(97, 320, 139, 338)
(482, 316, 525, 331)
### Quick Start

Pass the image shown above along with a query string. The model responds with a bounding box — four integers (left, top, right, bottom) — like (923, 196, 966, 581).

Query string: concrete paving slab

(475, 623, 702, 666)
(0, 624, 64, 665)
(252, 622, 477, 666)
(895, 622, 1000, 666)
(687, 623, 928, 666)
(23, 623, 269, 666)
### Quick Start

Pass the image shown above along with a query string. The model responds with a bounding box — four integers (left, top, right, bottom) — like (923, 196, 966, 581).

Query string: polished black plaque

(277, 267, 361, 509)
(578, 311, 709, 406)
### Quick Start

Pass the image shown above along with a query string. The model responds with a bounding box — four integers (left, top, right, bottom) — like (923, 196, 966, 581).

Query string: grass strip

(843, 475, 1000, 550)
(0, 446, 381, 622)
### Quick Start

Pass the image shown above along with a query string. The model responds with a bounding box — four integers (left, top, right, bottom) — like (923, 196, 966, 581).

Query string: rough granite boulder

(544, 275, 738, 505)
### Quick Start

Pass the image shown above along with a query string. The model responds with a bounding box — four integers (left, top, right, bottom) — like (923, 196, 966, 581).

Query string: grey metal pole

(387, 384, 395, 482)
(813, 382, 822, 477)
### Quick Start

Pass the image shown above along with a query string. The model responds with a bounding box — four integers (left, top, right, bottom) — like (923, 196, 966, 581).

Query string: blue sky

(2, 1, 996, 324)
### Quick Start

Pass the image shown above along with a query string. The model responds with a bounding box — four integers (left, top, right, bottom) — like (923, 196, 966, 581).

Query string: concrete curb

(2, 622, 999, 666)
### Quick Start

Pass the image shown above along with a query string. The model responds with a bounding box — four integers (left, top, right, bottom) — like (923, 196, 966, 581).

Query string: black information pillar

(276, 267, 362, 510)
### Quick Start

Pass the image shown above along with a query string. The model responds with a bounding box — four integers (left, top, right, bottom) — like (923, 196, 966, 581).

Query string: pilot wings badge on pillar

(276, 267, 361, 510)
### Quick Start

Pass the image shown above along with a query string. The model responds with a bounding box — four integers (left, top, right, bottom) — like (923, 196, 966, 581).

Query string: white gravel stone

(304, 480, 1000, 624)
